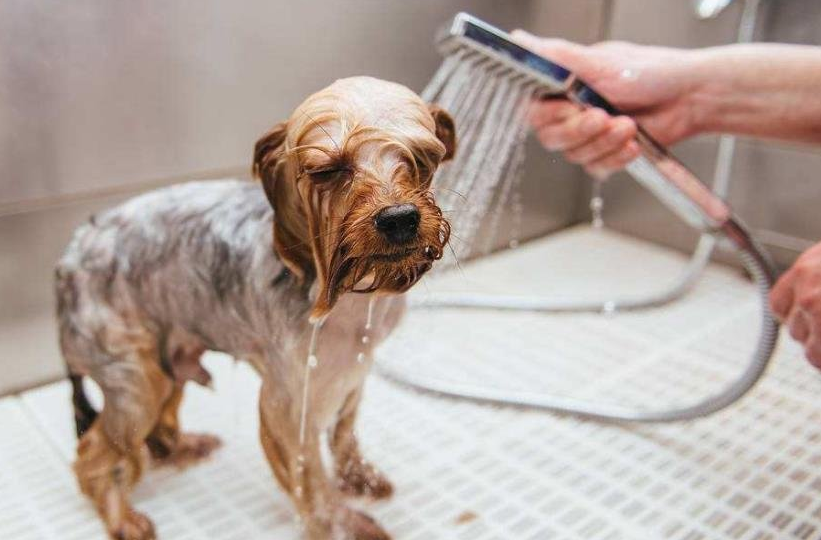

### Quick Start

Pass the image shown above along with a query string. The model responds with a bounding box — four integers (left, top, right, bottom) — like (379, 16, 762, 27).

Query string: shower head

(437, 12, 732, 234)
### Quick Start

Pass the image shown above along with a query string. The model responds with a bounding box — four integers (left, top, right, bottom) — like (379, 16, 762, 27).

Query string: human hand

(511, 31, 701, 179)
(770, 242, 821, 368)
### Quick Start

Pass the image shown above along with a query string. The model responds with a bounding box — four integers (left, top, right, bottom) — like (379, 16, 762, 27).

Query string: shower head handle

(441, 12, 732, 232)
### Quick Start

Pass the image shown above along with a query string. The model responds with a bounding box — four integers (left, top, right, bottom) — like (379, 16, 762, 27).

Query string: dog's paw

(338, 460, 394, 500)
(151, 432, 222, 469)
(108, 509, 156, 540)
(332, 507, 391, 540)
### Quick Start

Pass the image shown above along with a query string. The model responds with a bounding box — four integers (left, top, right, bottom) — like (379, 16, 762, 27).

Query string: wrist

(681, 48, 726, 138)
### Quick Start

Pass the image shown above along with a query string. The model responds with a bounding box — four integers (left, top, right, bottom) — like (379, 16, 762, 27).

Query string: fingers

(528, 100, 639, 177)
(514, 30, 640, 178)
(801, 308, 821, 368)
(784, 301, 821, 369)
(788, 310, 811, 342)
(769, 269, 795, 320)
(533, 107, 609, 151)
(773, 270, 821, 369)
(765, 243, 821, 370)
(805, 336, 821, 369)
(565, 116, 638, 164)
(510, 31, 589, 72)
(528, 100, 580, 132)
(585, 141, 641, 180)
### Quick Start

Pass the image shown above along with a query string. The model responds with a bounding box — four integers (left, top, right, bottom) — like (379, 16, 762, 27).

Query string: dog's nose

(374, 204, 420, 245)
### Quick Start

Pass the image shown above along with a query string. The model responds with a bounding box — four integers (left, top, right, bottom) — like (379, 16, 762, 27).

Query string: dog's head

(254, 77, 455, 319)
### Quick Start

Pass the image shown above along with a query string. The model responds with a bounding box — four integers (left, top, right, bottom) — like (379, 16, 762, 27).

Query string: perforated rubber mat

(3, 226, 821, 540)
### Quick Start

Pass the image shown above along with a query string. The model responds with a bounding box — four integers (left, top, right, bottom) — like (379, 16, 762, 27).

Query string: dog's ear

(253, 122, 314, 284)
(428, 104, 457, 161)
(253, 121, 287, 190)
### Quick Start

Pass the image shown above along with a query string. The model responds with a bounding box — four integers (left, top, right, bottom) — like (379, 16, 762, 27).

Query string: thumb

(511, 30, 594, 77)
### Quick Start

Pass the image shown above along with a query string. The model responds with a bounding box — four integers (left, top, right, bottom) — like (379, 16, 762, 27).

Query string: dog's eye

(307, 167, 352, 184)
(414, 158, 434, 183)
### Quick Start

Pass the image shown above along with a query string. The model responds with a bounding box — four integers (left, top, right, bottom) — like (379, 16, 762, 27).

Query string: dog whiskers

(434, 186, 468, 202)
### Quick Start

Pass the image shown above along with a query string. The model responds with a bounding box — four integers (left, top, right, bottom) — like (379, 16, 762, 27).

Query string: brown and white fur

(55, 76, 455, 540)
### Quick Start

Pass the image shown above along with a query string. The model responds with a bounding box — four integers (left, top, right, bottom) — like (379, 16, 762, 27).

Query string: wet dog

(56, 76, 455, 540)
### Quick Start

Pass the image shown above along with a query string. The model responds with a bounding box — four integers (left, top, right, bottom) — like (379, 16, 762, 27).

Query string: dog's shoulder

(58, 179, 273, 276)
(98, 180, 265, 225)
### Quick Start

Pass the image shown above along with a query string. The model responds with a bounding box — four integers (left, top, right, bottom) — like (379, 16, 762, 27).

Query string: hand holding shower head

(440, 13, 730, 232)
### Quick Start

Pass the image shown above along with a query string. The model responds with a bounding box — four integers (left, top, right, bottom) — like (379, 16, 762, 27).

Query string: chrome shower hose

(377, 219, 779, 423)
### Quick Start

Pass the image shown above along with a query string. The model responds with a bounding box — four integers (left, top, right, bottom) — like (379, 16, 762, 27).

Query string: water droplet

(361, 335, 370, 345)
(602, 301, 616, 315)
(590, 178, 605, 229)
(365, 296, 376, 330)
(509, 239, 519, 249)
(620, 68, 637, 80)
(357, 352, 366, 363)
(294, 486, 303, 498)
(307, 354, 318, 369)
(590, 197, 603, 212)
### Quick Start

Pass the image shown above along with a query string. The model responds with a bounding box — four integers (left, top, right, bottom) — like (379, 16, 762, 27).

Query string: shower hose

(377, 0, 780, 423)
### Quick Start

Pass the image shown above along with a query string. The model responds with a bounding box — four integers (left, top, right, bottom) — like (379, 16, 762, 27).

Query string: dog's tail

(69, 373, 98, 438)
(56, 263, 99, 439)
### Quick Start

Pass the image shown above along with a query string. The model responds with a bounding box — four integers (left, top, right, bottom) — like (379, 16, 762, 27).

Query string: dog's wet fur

(56, 77, 455, 540)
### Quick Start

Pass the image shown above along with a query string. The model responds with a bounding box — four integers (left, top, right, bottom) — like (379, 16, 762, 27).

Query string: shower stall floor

(3, 225, 820, 540)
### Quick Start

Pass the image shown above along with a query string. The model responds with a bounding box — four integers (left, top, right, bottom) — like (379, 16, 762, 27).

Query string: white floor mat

(3, 225, 820, 540)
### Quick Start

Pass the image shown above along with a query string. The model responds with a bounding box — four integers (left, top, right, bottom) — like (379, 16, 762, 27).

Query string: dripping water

(357, 295, 377, 364)
(298, 319, 321, 447)
(365, 295, 376, 330)
(295, 318, 323, 499)
(590, 178, 605, 229)
(298, 319, 322, 446)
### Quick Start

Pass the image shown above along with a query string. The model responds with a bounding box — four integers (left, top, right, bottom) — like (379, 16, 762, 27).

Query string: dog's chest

(316, 293, 404, 368)
(301, 293, 405, 424)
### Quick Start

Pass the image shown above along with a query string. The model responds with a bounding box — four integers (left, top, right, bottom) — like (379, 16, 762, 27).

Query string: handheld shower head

(439, 12, 732, 233)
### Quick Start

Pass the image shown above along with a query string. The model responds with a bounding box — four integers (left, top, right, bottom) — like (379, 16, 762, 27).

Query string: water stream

(294, 318, 323, 500)
(423, 55, 537, 264)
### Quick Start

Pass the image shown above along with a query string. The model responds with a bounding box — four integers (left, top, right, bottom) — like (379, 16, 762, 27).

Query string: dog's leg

(259, 382, 391, 540)
(331, 389, 393, 500)
(74, 354, 170, 540)
(146, 382, 221, 468)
